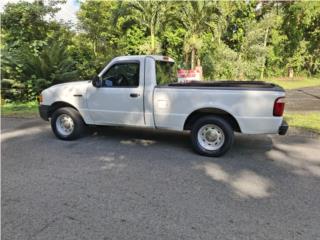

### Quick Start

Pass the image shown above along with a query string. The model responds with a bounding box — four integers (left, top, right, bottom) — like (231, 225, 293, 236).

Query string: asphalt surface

(2, 117, 320, 240)
(286, 87, 320, 112)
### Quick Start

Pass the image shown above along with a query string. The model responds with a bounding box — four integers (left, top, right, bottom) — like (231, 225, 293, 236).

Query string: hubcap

(197, 124, 225, 151)
(56, 114, 74, 136)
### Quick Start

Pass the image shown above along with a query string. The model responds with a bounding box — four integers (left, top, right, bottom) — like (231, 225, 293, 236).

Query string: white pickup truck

(38, 55, 288, 157)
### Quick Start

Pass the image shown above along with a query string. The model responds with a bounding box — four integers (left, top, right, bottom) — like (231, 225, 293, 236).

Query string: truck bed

(162, 81, 284, 91)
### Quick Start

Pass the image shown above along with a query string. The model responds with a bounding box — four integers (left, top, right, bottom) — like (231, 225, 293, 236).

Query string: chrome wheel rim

(197, 124, 225, 151)
(56, 114, 74, 136)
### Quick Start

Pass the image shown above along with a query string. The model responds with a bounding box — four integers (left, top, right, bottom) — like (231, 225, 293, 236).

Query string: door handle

(130, 93, 140, 98)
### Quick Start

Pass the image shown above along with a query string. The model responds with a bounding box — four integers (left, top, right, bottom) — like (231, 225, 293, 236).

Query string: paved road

(2, 117, 320, 240)
(286, 87, 320, 112)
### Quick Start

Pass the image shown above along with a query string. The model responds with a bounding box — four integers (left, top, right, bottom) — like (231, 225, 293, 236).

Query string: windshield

(156, 61, 177, 85)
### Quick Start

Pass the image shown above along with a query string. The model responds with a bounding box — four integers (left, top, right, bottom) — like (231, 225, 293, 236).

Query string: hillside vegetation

(1, 0, 319, 102)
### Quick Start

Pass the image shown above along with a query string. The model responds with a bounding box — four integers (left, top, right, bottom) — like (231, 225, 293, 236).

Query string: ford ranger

(38, 55, 288, 157)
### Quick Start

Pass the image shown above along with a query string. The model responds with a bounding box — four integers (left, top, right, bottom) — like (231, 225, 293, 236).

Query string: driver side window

(101, 62, 139, 87)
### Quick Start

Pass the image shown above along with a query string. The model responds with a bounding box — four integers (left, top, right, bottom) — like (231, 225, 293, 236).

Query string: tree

(281, 1, 320, 77)
(1, 0, 320, 102)
(1, 0, 77, 100)
(160, 25, 186, 66)
(4, 42, 78, 100)
(1, 1, 63, 51)
(77, 0, 118, 57)
(114, 0, 170, 54)
(179, 1, 220, 69)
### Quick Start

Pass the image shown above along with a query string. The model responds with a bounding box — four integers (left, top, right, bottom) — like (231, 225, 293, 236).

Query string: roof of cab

(112, 55, 175, 62)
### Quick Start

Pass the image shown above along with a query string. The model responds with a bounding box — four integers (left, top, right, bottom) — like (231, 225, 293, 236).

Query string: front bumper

(38, 105, 50, 121)
(278, 120, 289, 135)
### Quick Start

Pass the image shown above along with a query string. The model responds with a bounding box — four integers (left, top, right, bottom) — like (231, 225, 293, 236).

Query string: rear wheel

(191, 116, 234, 157)
(51, 107, 86, 140)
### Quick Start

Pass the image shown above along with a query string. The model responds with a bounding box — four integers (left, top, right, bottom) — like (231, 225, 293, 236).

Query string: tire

(51, 107, 86, 140)
(191, 116, 234, 157)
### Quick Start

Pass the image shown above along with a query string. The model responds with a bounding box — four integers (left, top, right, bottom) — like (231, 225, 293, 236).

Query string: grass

(285, 112, 320, 134)
(266, 77, 320, 90)
(1, 101, 38, 118)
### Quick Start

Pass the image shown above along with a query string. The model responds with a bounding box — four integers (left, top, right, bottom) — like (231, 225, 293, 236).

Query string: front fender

(40, 81, 93, 124)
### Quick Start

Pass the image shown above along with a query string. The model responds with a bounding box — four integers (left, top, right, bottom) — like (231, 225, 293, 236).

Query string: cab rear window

(156, 61, 177, 85)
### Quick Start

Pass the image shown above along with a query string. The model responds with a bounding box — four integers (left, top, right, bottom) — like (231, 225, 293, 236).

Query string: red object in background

(273, 97, 285, 116)
(177, 67, 203, 81)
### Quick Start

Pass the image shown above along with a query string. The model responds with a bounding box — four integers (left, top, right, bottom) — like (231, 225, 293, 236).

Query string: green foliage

(161, 26, 186, 66)
(223, 1, 256, 52)
(1, 1, 59, 47)
(1, 0, 78, 101)
(179, 1, 221, 69)
(281, 1, 320, 76)
(22, 42, 78, 88)
(68, 34, 101, 80)
(1, 0, 320, 102)
(2, 42, 78, 100)
(201, 37, 238, 80)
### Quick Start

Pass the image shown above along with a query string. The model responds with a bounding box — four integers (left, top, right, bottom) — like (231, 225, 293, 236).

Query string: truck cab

(87, 55, 174, 127)
(39, 55, 174, 128)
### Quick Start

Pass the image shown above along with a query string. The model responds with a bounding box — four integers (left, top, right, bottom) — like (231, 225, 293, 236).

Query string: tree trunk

(288, 67, 294, 78)
(260, 27, 269, 80)
(93, 38, 97, 57)
(197, 55, 201, 67)
(191, 48, 195, 70)
(237, 53, 243, 80)
(217, 29, 221, 46)
(184, 53, 189, 68)
(150, 24, 155, 54)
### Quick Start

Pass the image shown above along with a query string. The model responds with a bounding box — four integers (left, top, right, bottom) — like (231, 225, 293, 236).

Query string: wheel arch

(48, 101, 79, 118)
(183, 108, 241, 132)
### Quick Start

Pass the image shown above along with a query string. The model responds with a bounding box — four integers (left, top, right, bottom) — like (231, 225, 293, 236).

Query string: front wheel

(51, 107, 86, 140)
(191, 116, 234, 157)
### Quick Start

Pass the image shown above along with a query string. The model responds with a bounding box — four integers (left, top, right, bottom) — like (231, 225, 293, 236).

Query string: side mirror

(92, 75, 102, 88)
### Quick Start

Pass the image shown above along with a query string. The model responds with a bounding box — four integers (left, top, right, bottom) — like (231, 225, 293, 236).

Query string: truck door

(86, 61, 145, 126)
